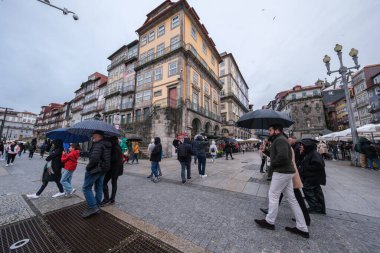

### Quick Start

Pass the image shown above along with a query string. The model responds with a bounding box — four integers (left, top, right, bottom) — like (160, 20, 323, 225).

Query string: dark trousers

(36, 178, 64, 196)
(7, 154, 16, 164)
(303, 184, 326, 213)
(279, 189, 311, 226)
(103, 172, 119, 201)
(131, 153, 139, 164)
(197, 155, 206, 175)
(180, 160, 191, 182)
(226, 151, 233, 160)
(260, 157, 266, 172)
(29, 151, 35, 158)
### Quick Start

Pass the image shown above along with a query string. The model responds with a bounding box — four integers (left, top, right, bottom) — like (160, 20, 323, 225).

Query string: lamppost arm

(36, 0, 79, 20)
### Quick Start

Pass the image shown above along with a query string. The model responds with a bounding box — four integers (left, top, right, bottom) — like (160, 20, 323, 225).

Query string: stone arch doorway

(214, 125, 220, 135)
(191, 118, 202, 137)
(204, 122, 212, 135)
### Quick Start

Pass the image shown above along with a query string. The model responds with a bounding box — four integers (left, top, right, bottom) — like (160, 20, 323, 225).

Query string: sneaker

(109, 199, 115, 205)
(70, 188, 76, 195)
(26, 193, 39, 199)
(202, 174, 207, 178)
(254, 219, 275, 230)
(52, 192, 65, 198)
(10, 163, 13, 165)
(182, 180, 186, 184)
(5, 164, 9, 167)
(199, 174, 202, 178)
(153, 177, 160, 183)
(81, 207, 100, 218)
(285, 227, 310, 238)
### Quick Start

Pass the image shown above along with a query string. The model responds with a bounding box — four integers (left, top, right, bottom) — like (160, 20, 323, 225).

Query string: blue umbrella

(46, 128, 89, 143)
(68, 120, 121, 137)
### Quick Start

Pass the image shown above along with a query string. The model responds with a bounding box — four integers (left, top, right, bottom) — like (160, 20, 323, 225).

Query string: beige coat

(291, 148, 303, 189)
(317, 142, 328, 154)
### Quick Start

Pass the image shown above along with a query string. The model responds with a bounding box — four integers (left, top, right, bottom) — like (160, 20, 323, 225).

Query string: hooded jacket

(209, 141, 218, 155)
(61, 149, 80, 171)
(109, 141, 124, 177)
(86, 139, 112, 173)
(150, 137, 162, 162)
(268, 134, 294, 177)
(194, 135, 208, 157)
(299, 139, 326, 186)
(120, 138, 128, 153)
(177, 138, 194, 162)
(46, 139, 64, 176)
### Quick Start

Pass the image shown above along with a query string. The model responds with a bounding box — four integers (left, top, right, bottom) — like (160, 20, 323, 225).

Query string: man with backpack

(177, 138, 194, 184)
(195, 135, 209, 178)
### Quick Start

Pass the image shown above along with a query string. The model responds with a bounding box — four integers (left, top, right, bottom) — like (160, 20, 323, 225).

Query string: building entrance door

(168, 87, 177, 108)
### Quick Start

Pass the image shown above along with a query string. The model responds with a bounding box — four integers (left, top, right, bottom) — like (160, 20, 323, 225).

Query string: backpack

(177, 144, 188, 159)
(211, 147, 215, 153)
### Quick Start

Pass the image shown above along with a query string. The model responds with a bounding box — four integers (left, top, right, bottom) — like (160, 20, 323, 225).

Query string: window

(211, 55, 215, 65)
(202, 41, 207, 54)
(292, 94, 296, 99)
(221, 104, 226, 110)
(205, 98, 210, 114)
(220, 61, 224, 67)
(126, 113, 131, 123)
(168, 61, 178, 76)
(141, 35, 147, 46)
(170, 36, 180, 50)
(154, 90, 162, 97)
(140, 52, 147, 61)
(193, 91, 198, 111)
(205, 82, 209, 93)
(313, 90, 318, 96)
(220, 69, 225, 76)
(193, 72, 199, 85)
(171, 15, 179, 29)
(148, 30, 155, 42)
(302, 92, 306, 97)
(155, 67, 163, 81)
(157, 24, 165, 37)
(136, 109, 142, 121)
(136, 92, 142, 103)
(157, 43, 165, 57)
(137, 75, 143, 86)
(147, 48, 154, 61)
(144, 107, 150, 119)
(191, 26, 197, 40)
(143, 90, 151, 101)
(144, 71, 152, 83)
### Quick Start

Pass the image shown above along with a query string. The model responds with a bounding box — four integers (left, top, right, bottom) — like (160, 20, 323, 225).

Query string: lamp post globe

(334, 44, 343, 52)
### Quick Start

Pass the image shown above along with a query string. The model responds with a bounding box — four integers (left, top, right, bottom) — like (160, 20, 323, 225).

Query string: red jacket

(61, 150, 80, 171)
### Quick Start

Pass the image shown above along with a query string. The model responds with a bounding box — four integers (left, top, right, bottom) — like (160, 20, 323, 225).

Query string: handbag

(42, 161, 55, 182)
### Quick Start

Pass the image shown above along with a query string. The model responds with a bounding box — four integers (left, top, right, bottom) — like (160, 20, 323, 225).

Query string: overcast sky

(1, 0, 379, 114)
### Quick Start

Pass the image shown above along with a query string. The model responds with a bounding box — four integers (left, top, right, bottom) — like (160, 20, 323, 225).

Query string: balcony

(153, 98, 182, 109)
(136, 41, 184, 69)
(104, 87, 122, 98)
(95, 102, 105, 112)
(82, 105, 98, 115)
(188, 102, 221, 122)
(185, 44, 218, 82)
(83, 94, 98, 104)
(73, 93, 85, 102)
(121, 85, 135, 94)
(71, 105, 83, 113)
(107, 54, 137, 71)
(120, 102, 133, 111)
(368, 103, 380, 113)
(104, 104, 120, 113)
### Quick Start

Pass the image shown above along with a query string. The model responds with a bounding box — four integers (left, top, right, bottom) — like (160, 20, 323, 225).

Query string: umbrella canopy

(357, 124, 380, 133)
(237, 109, 294, 129)
(246, 137, 260, 142)
(68, 120, 121, 137)
(46, 128, 89, 143)
(125, 135, 143, 142)
(235, 138, 245, 142)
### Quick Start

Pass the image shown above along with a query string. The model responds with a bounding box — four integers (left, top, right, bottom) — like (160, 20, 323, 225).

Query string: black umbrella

(237, 109, 294, 129)
(68, 120, 121, 137)
(125, 135, 143, 142)
(46, 128, 89, 143)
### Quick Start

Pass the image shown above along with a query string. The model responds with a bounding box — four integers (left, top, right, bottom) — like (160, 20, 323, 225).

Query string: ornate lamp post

(36, 0, 79, 20)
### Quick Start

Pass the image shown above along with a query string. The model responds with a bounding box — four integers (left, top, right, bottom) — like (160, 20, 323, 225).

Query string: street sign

(113, 115, 121, 125)
(114, 124, 120, 130)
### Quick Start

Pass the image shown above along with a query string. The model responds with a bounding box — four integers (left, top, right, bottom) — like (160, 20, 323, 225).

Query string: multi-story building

(367, 71, 380, 124)
(81, 72, 108, 121)
(352, 64, 380, 126)
(321, 88, 345, 131)
(219, 52, 250, 139)
(133, 0, 223, 152)
(0, 109, 37, 141)
(335, 97, 349, 131)
(104, 40, 138, 127)
(280, 84, 326, 139)
(34, 103, 63, 137)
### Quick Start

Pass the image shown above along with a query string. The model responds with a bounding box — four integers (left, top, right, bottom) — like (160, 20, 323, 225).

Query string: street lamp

(323, 44, 360, 155)
(0, 107, 14, 141)
(36, 0, 79, 20)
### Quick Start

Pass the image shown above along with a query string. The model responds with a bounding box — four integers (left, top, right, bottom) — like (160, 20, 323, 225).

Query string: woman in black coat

(101, 136, 124, 205)
(26, 139, 65, 199)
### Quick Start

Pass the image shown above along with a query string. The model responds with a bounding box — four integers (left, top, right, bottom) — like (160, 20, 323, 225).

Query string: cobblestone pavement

(1, 152, 380, 252)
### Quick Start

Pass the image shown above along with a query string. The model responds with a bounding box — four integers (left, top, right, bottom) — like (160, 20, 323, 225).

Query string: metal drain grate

(45, 202, 135, 253)
(117, 234, 181, 253)
(0, 217, 67, 253)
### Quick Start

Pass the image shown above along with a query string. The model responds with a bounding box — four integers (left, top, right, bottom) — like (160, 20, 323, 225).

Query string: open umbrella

(237, 109, 294, 129)
(68, 120, 121, 137)
(125, 135, 143, 142)
(46, 128, 89, 143)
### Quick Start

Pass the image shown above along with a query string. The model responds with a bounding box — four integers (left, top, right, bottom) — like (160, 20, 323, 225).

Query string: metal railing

(185, 44, 217, 80)
(121, 85, 134, 94)
(84, 94, 98, 104)
(104, 104, 120, 112)
(107, 53, 137, 71)
(121, 102, 133, 110)
(71, 105, 83, 112)
(137, 41, 184, 67)
(105, 86, 122, 97)
(188, 102, 220, 121)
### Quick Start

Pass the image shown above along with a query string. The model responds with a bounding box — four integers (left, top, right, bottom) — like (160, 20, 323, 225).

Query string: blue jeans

(151, 161, 159, 177)
(60, 169, 74, 193)
(211, 154, 216, 162)
(180, 160, 191, 181)
(367, 158, 380, 169)
(197, 155, 206, 175)
(82, 171, 105, 209)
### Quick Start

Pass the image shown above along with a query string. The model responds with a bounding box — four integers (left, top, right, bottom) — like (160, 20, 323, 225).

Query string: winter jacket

(120, 138, 128, 153)
(45, 139, 64, 177)
(194, 136, 208, 157)
(108, 143, 124, 177)
(363, 144, 379, 159)
(133, 144, 140, 154)
(61, 150, 80, 171)
(225, 143, 232, 153)
(177, 138, 194, 162)
(86, 139, 112, 174)
(6, 144, 20, 155)
(299, 139, 326, 186)
(150, 137, 162, 162)
(268, 134, 294, 177)
(209, 144, 218, 155)
(148, 143, 155, 155)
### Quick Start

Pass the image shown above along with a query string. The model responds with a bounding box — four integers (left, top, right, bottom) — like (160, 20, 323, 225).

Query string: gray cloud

(0, 0, 379, 113)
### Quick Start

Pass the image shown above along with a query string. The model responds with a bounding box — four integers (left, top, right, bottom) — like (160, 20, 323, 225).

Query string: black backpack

(177, 144, 188, 159)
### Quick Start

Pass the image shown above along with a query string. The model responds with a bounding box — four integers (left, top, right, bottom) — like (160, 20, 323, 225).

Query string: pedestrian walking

(29, 139, 37, 159)
(299, 139, 326, 215)
(18, 142, 25, 157)
(26, 139, 65, 199)
(40, 141, 47, 158)
(192, 138, 198, 165)
(209, 140, 218, 163)
(147, 138, 162, 178)
(120, 138, 129, 164)
(101, 136, 124, 205)
(195, 135, 208, 177)
(241, 144, 246, 154)
(225, 141, 234, 160)
(177, 138, 193, 184)
(60, 143, 80, 197)
(150, 137, 162, 183)
(355, 137, 370, 168)
(362, 142, 380, 170)
(259, 141, 268, 173)
(0, 141, 4, 160)
(82, 131, 111, 218)
(131, 142, 140, 164)
(5, 141, 20, 167)
(254, 124, 309, 238)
